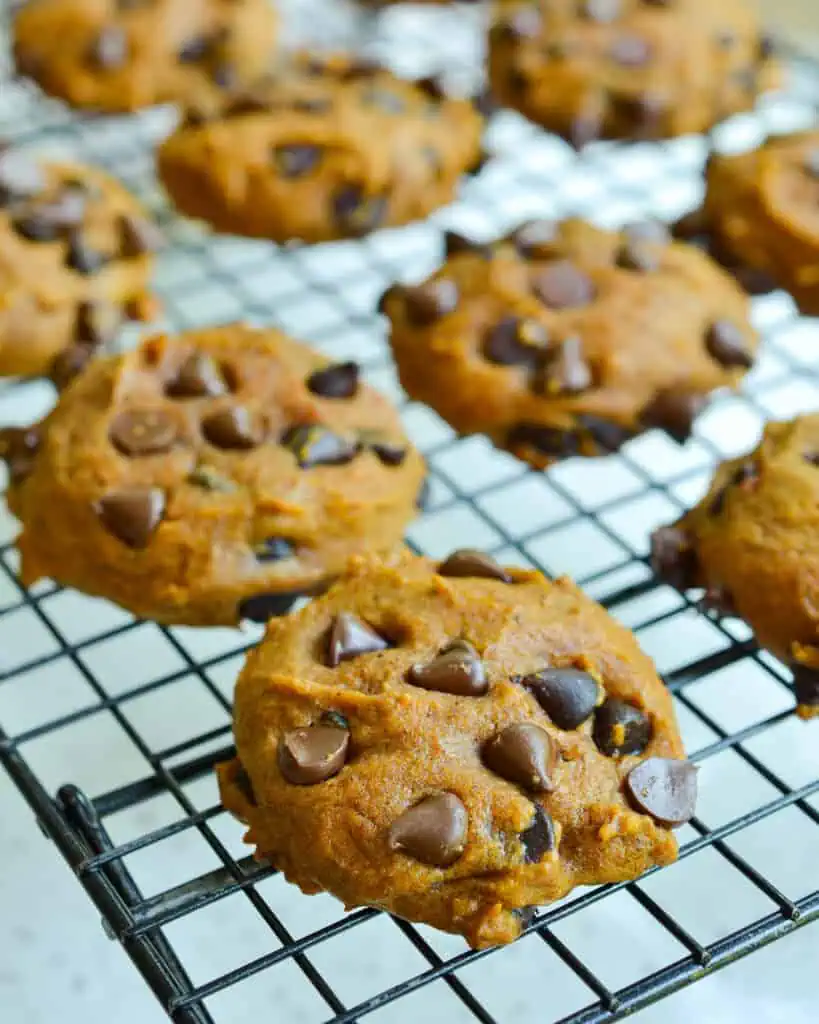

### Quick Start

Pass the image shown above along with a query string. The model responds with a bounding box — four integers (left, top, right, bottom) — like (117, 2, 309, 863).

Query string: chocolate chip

(110, 408, 178, 456)
(610, 35, 652, 66)
(508, 422, 580, 459)
(233, 763, 257, 806)
(178, 35, 213, 63)
(534, 337, 592, 396)
(167, 352, 227, 399)
(408, 639, 488, 697)
(626, 758, 698, 827)
(444, 231, 491, 259)
(438, 549, 511, 583)
(483, 723, 555, 792)
(512, 219, 559, 259)
(793, 664, 819, 709)
(705, 321, 753, 369)
(641, 390, 706, 444)
(327, 613, 389, 667)
(12, 213, 61, 243)
(203, 407, 260, 450)
(278, 726, 350, 785)
(708, 461, 757, 516)
(89, 26, 128, 69)
(253, 538, 294, 562)
(239, 592, 300, 622)
(0, 426, 40, 485)
(75, 299, 119, 348)
(361, 87, 407, 113)
(359, 432, 407, 466)
(593, 698, 652, 757)
(483, 316, 548, 368)
(615, 91, 666, 138)
(581, 0, 621, 21)
(0, 150, 46, 205)
(520, 668, 601, 730)
(519, 803, 556, 863)
(187, 465, 236, 492)
(273, 144, 323, 178)
(119, 214, 164, 258)
(49, 344, 93, 390)
(332, 186, 386, 236)
(672, 206, 710, 245)
(403, 279, 459, 326)
(95, 487, 165, 549)
(66, 230, 108, 275)
(578, 415, 632, 453)
(388, 793, 468, 867)
(616, 239, 660, 272)
(415, 76, 446, 101)
(321, 710, 350, 730)
(532, 261, 596, 310)
(650, 525, 697, 590)
(281, 425, 358, 468)
(804, 452, 819, 467)
(307, 361, 359, 399)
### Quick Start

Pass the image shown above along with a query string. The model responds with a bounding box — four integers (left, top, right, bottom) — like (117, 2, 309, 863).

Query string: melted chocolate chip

(520, 668, 601, 730)
(444, 231, 491, 259)
(483, 723, 555, 792)
(438, 549, 511, 583)
(706, 321, 753, 369)
(327, 613, 389, 667)
(641, 390, 706, 444)
(578, 415, 632, 453)
(89, 26, 128, 69)
(332, 187, 387, 236)
(408, 639, 488, 697)
(203, 407, 260, 450)
(512, 219, 559, 259)
(415, 76, 446, 101)
(593, 698, 652, 757)
(388, 793, 468, 867)
(66, 230, 108, 275)
(273, 144, 323, 178)
(403, 279, 459, 326)
(239, 592, 301, 623)
(534, 337, 592, 396)
(483, 317, 548, 368)
(651, 525, 697, 590)
(253, 538, 294, 562)
(95, 487, 165, 549)
(110, 409, 178, 456)
(508, 423, 580, 460)
(120, 215, 164, 258)
(49, 345, 93, 390)
(281, 425, 358, 468)
(167, 352, 227, 399)
(520, 803, 556, 863)
(359, 432, 407, 466)
(532, 261, 596, 310)
(626, 758, 698, 827)
(793, 664, 819, 709)
(0, 426, 40, 485)
(307, 361, 359, 399)
(278, 726, 350, 785)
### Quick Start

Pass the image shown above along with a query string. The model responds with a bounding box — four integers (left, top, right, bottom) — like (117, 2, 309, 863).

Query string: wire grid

(1, 4, 819, 1023)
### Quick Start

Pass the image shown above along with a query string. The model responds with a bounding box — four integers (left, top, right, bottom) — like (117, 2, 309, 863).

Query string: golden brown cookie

(679, 132, 819, 315)
(487, 0, 778, 144)
(652, 416, 819, 721)
(157, 54, 484, 243)
(13, 0, 277, 113)
(381, 218, 757, 469)
(218, 548, 696, 949)
(2, 324, 425, 626)
(0, 147, 160, 380)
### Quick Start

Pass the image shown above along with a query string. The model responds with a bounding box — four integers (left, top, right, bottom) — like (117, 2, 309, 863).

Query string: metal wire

(1, 4, 818, 1022)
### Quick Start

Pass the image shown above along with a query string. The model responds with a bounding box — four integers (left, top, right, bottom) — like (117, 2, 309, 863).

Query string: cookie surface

(652, 416, 819, 720)
(13, 0, 277, 113)
(488, 0, 777, 143)
(2, 324, 425, 626)
(157, 54, 484, 243)
(0, 148, 159, 379)
(218, 548, 694, 948)
(382, 218, 757, 468)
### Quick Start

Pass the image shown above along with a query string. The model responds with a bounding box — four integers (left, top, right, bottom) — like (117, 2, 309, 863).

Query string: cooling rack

(1, 3, 818, 1022)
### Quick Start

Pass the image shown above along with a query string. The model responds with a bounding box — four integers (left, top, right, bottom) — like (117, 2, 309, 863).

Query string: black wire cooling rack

(1, 4, 819, 1023)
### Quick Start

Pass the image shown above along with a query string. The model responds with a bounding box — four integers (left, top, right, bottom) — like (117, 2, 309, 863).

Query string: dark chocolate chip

(615, 91, 666, 138)
(253, 538, 294, 563)
(593, 698, 652, 757)
(307, 361, 360, 399)
(651, 525, 697, 590)
(403, 279, 459, 326)
(508, 422, 580, 459)
(708, 461, 758, 516)
(187, 465, 236, 493)
(203, 407, 260, 450)
(438, 549, 511, 583)
(233, 763, 257, 806)
(483, 316, 548, 368)
(89, 26, 128, 69)
(166, 352, 228, 399)
(66, 230, 108, 275)
(520, 668, 601, 730)
(0, 150, 46, 205)
(672, 206, 710, 245)
(76, 299, 119, 348)
(278, 726, 350, 785)
(483, 723, 555, 792)
(332, 186, 386, 236)
(178, 35, 213, 63)
(281, 425, 358, 468)
(359, 432, 407, 466)
(641, 389, 706, 444)
(512, 219, 559, 259)
(616, 239, 661, 272)
(534, 337, 592, 396)
(389, 793, 468, 867)
(110, 408, 178, 457)
(95, 487, 165, 549)
(327, 613, 390, 667)
(610, 35, 652, 67)
(0, 426, 40, 485)
(273, 144, 323, 178)
(49, 344, 93, 390)
(408, 639, 488, 697)
(12, 213, 61, 243)
(120, 214, 164, 257)
(239, 592, 300, 623)
(532, 261, 596, 310)
(444, 231, 491, 259)
(581, 0, 621, 21)
(793, 664, 819, 709)
(626, 758, 698, 827)
(520, 803, 556, 863)
(706, 320, 753, 369)
(361, 87, 407, 113)
(577, 414, 633, 453)
(415, 76, 446, 101)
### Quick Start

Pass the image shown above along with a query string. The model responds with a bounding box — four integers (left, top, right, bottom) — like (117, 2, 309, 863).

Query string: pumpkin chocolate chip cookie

(381, 217, 757, 469)
(218, 548, 696, 948)
(651, 415, 819, 720)
(0, 147, 160, 380)
(157, 53, 485, 243)
(2, 324, 425, 626)
(13, 0, 277, 113)
(488, 0, 778, 144)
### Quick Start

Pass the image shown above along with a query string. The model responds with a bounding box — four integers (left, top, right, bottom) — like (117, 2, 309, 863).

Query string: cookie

(2, 324, 425, 626)
(157, 54, 484, 243)
(0, 147, 160, 380)
(217, 548, 695, 948)
(13, 0, 277, 113)
(487, 0, 778, 144)
(652, 416, 819, 721)
(381, 218, 757, 469)
(678, 132, 819, 314)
